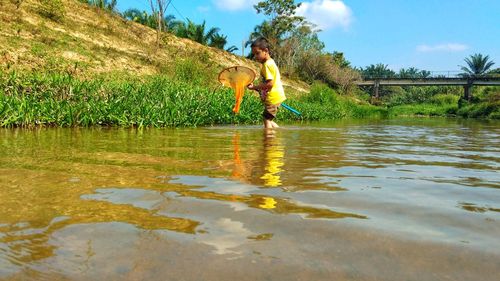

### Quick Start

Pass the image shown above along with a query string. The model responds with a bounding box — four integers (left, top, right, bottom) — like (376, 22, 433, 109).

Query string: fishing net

(218, 66, 256, 113)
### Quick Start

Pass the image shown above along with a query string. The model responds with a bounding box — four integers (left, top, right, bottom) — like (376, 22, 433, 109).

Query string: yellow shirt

(261, 58, 286, 105)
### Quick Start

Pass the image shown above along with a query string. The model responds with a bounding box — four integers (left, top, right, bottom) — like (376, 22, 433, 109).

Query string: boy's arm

(248, 79, 274, 92)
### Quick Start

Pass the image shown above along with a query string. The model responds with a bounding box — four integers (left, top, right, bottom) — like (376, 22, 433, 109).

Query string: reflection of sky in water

(197, 218, 254, 255)
(81, 188, 269, 256)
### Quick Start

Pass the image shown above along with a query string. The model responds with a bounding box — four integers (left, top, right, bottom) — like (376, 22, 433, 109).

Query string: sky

(116, 0, 500, 73)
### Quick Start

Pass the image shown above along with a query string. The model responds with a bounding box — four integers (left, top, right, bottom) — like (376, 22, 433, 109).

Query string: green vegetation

(0, 71, 385, 128)
(2, 0, 498, 127)
(385, 87, 500, 119)
(356, 56, 499, 119)
(0, 70, 254, 127)
(456, 87, 500, 119)
(388, 104, 457, 117)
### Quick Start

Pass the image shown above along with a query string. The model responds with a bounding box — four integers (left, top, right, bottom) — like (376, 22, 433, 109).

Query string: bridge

(355, 76, 500, 100)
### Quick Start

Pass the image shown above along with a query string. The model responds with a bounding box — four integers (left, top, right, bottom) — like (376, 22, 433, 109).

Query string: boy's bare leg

(264, 119, 273, 128)
(264, 128, 276, 138)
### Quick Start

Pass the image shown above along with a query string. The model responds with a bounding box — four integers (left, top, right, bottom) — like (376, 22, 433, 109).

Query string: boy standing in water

(247, 38, 286, 129)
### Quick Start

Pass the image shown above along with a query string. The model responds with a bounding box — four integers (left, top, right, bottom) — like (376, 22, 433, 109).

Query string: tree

(245, 21, 274, 49)
(209, 33, 238, 53)
(275, 24, 324, 75)
(399, 67, 420, 79)
(459, 53, 495, 78)
(330, 52, 350, 68)
(420, 70, 431, 78)
(149, 0, 171, 47)
(172, 20, 219, 46)
(253, 0, 304, 40)
(360, 64, 396, 79)
(249, 1, 326, 75)
(123, 9, 151, 26)
(251, 0, 306, 67)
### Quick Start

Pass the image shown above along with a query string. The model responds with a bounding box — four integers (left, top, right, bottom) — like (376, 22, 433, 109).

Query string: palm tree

(225, 45, 239, 53)
(399, 67, 420, 78)
(459, 53, 495, 78)
(209, 33, 238, 53)
(106, 0, 117, 12)
(123, 9, 158, 28)
(191, 20, 219, 45)
(209, 33, 227, 49)
(123, 9, 146, 24)
(245, 21, 275, 48)
(361, 64, 396, 79)
(164, 15, 177, 31)
(172, 20, 219, 45)
(419, 70, 431, 78)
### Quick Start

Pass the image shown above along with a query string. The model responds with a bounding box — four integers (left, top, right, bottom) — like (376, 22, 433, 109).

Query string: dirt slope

(0, 0, 308, 91)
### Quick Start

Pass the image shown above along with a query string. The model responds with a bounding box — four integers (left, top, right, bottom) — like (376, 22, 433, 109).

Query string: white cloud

(416, 43, 469, 52)
(212, 0, 258, 11)
(296, 0, 353, 30)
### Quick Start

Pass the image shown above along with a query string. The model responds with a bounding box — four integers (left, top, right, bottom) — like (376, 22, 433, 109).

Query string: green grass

(293, 83, 387, 120)
(457, 101, 500, 119)
(388, 103, 458, 117)
(381, 87, 499, 119)
(0, 71, 388, 127)
(0, 71, 262, 127)
(5, 69, 495, 128)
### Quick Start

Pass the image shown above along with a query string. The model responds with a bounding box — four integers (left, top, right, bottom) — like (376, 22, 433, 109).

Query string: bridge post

(373, 80, 380, 99)
(464, 79, 473, 101)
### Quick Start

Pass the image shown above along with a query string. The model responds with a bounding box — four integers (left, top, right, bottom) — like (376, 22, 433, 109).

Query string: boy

(247, 38, 286, 129)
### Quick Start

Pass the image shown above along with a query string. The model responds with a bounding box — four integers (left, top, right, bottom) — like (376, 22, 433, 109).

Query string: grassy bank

(385, 88, 500, 119)
(0, 71, 385, 127)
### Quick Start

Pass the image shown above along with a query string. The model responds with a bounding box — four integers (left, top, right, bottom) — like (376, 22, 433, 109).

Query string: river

(1, 118, 499, 280)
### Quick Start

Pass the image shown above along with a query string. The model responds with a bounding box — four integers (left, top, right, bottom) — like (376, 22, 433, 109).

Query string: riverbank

(0, 71, 384, 127)
(386, 90, 499, 119)
(1, 71, 498, 128)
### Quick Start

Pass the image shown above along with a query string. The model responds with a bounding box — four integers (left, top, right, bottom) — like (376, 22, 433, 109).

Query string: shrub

(297, 52, 361, 93)
(303, 82, 339, 104)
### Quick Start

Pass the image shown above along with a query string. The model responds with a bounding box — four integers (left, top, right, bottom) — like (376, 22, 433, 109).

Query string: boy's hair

(251, 37, 270, 51)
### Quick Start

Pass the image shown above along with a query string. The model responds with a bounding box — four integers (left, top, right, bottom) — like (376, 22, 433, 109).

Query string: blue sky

(116, 0, 500, 72)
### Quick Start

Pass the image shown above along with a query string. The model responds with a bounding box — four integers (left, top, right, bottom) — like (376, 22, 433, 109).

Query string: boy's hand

(260, 90, 268, 101)
(247, 83, 255, 91)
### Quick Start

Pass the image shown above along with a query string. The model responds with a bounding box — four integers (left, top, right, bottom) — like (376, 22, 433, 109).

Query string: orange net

(218, 66, 256, 113)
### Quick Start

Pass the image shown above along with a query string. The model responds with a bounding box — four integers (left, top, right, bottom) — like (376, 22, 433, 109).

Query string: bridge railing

(361, 71, 499, 80)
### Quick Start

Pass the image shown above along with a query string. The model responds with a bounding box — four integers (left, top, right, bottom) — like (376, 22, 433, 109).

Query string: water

(0, 119, 499, 280)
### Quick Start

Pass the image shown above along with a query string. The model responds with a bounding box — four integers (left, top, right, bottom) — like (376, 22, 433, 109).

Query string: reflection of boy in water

(260, 130, 284, 187)
(231, 131, 284, 210)
(230, 131, 285, 188)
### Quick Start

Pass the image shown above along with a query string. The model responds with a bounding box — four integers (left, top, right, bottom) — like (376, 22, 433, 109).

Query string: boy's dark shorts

(263, 103, 280, 120)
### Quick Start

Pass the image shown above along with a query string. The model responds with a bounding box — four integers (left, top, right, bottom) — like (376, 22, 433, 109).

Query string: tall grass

(0, 71, 388, 127)
(387, 104, 457, 117)
(0, 71, 262, 127)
